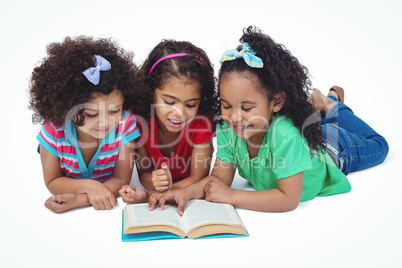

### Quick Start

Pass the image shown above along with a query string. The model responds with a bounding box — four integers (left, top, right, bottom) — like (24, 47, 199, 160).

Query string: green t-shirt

(216, 114, 351, 202)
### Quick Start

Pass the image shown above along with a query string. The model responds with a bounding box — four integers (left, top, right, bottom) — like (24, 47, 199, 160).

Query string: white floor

(1, 1, 401, 267)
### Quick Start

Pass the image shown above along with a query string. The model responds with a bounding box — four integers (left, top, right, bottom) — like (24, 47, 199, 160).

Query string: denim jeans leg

(321, 124, 348, 172)
(320, 96, 389, 174)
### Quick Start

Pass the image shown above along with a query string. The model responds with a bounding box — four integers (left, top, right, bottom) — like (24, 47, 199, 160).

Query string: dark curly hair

(218, 26, 325, 152)
(29, 36, 138, 126)
(134, 39, 218, 120)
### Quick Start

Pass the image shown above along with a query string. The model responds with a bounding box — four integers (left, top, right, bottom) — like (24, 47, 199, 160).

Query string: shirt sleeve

(36, 122, 58, 156)
(271, 133, 312, 179)
(188, 116, 216, 145)
(120, 110, 141, 145)
(215, 122, 236, 164)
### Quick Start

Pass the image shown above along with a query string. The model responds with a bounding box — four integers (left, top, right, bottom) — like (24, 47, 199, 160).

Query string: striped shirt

(37, 110, 140, 182)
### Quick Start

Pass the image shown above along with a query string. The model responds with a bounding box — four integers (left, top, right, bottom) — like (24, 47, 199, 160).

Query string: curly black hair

(134, 39, 218, 120)
(29, 36, 138, 126)
(218, 26, 325, 152)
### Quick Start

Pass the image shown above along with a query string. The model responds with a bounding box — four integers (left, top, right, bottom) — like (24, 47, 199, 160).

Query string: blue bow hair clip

(82, 55, 111, 85)
(219, 43, 263, 68)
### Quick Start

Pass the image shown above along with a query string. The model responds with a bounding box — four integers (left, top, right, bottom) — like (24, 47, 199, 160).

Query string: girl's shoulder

(121, 109, 134, 120)
(42, 121, 64, 135)
(271, 114, 300, 137)
(120, 109, 139, 126)
(216, 120, 230, 131)
(267, 114, 308, 150)
(215, 121, 236, 143)
(119, 109, 141, 136)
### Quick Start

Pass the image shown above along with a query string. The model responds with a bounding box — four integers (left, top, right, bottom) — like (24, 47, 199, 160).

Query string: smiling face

(153, 77, 201, 134)
(76, 89, 124, 141)
(219, 71, 282, 144)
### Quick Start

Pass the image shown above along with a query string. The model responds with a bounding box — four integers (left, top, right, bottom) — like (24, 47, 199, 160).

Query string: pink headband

(148, 53, 203, 76)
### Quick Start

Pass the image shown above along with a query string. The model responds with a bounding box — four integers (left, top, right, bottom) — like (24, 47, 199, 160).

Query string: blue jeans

(321, 96, 389, 174)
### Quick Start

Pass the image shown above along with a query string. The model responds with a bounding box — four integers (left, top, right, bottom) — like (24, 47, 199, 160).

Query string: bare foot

(44, 194, 88, 213)
(119, 185, 148, 204)
(310, 89, 336, 112)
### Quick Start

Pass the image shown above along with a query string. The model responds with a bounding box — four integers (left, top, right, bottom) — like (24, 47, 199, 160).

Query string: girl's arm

(138, 140, 213, 191)
(136, 142, 156, 190)
(102, 141, 135, 196)
(148, 157, 236, 215)
(171, 140, 213, 189)
(185, 156, 237, 198)
(40, 145, 108, 196)
(205, 172, 304, 212)
(40, 143, 129, 210)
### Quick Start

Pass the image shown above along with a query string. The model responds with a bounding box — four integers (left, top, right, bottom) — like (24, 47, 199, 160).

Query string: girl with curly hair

(119, 40, 218, 204)
(149, 26, 388, 214)
(30, 36, 145, 213)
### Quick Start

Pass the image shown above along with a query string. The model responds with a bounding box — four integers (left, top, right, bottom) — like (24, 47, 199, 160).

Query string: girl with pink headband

(119, 39, 218, 203)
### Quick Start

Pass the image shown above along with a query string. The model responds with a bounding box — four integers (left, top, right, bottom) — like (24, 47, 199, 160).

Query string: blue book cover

(121, 200, 249, 242)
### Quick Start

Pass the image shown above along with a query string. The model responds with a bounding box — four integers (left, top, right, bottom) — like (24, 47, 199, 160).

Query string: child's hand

(148, 188, 190, 216)
(151, 163, 172, 192)
(44, 193, 90, 213)
(119, 185, 148, 204)
(204, 178, 233, 204)
(86, 182, 117, 210)
(45, 194, 77, 213)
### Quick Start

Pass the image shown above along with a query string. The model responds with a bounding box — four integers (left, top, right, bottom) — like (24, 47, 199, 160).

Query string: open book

(122, 199, 248, 241)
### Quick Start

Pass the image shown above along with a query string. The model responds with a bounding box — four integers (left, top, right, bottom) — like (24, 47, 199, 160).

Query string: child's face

(77, 89, 124, 140)
(153, 77, 201, 134)
(219, 72, 279, 143)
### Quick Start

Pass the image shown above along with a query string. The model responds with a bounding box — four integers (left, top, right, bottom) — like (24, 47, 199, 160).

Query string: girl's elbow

(287, 200, 300, 211)
(279, 198, 300, 212)
(261, 199, 300, 212)
(280, 191, 301, 212)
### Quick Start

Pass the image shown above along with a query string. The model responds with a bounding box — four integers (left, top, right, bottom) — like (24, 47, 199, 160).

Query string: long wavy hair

(218, 26, 325, 152)
(134, 39, 218, 120)
(29, 36, 138, 126)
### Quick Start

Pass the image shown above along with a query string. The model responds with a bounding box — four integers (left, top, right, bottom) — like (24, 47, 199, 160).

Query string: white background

(1, 0, 401, 267)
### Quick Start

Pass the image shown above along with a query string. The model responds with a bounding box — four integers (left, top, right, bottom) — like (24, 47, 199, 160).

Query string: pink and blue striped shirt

(37, 110, 140, 182)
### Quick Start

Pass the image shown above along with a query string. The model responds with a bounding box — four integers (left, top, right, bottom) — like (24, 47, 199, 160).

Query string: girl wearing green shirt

(148, 26, 388, 214)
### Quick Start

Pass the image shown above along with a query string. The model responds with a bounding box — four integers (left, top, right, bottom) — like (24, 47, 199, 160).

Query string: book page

(125, 203, 183, 228)
(181, 200, 243, 232)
